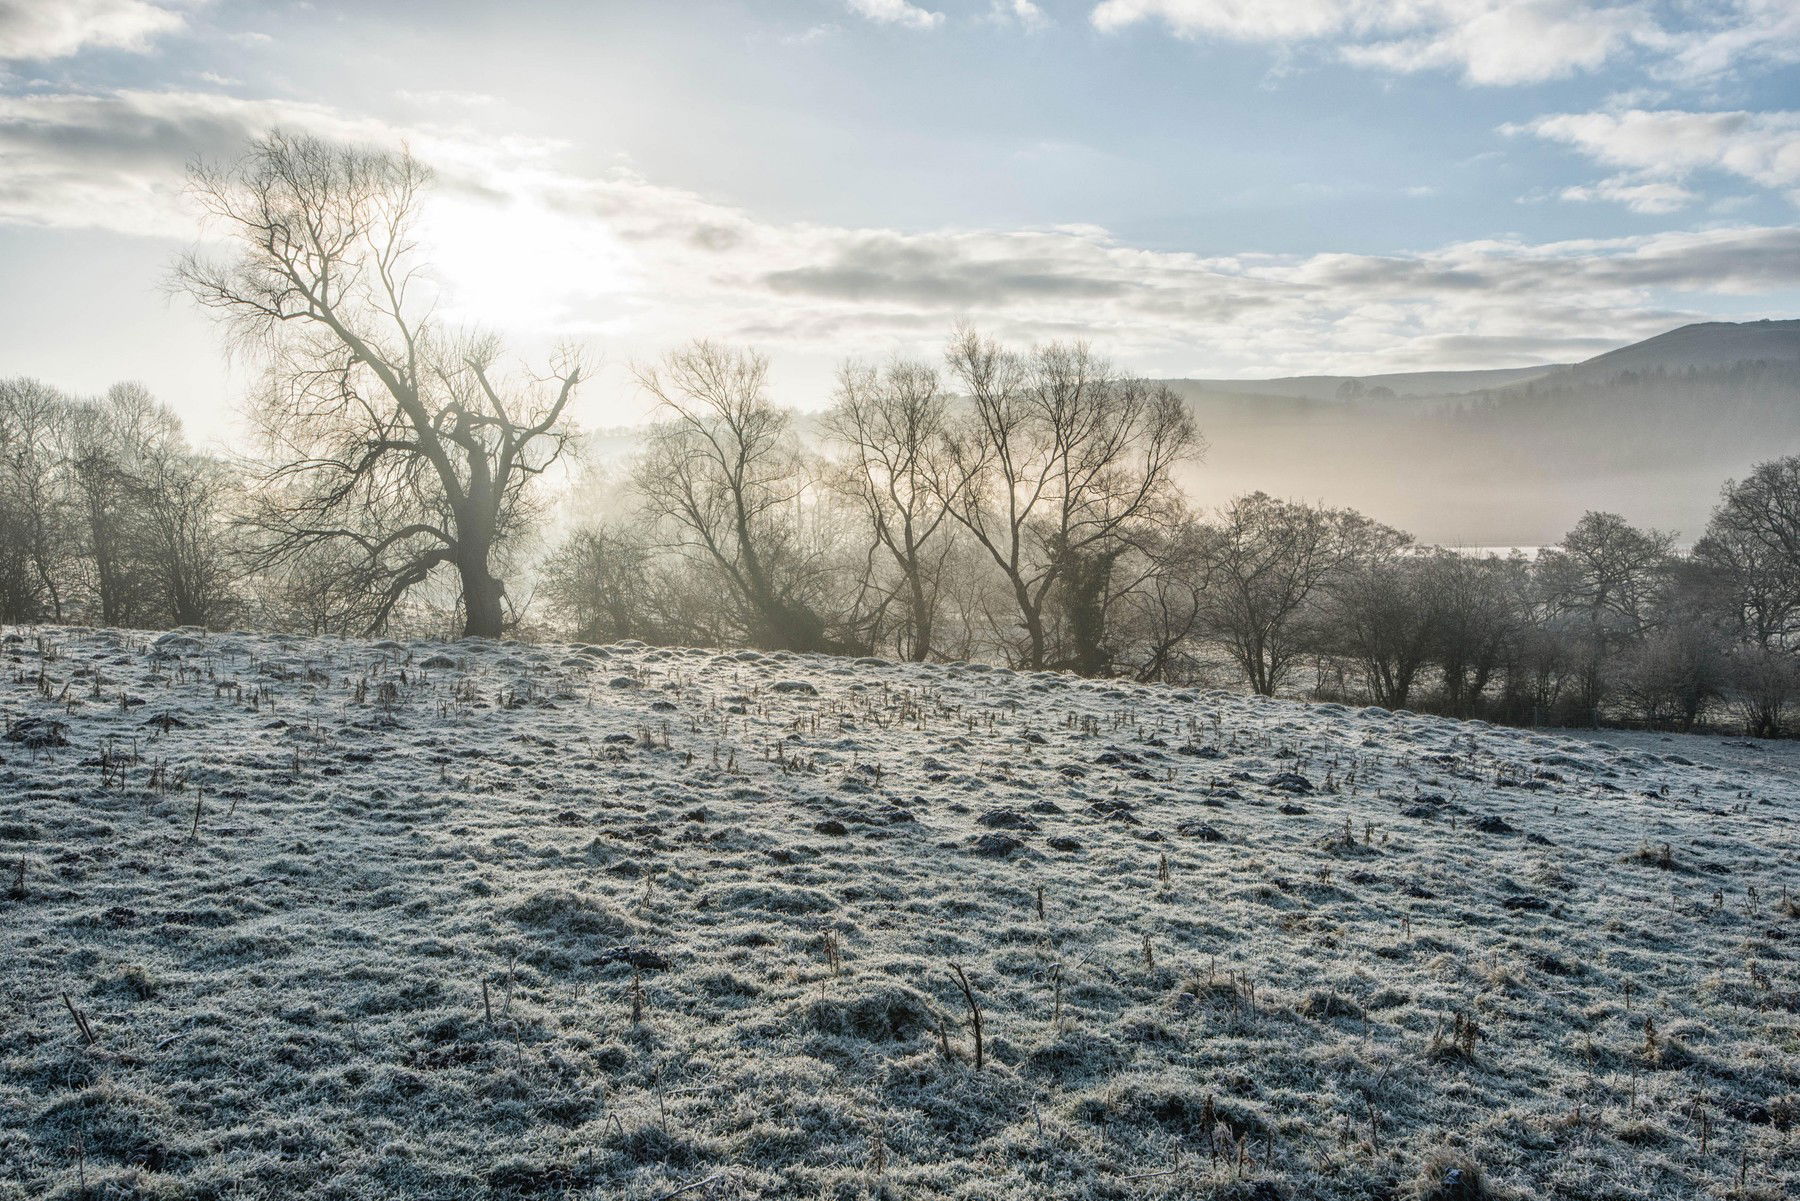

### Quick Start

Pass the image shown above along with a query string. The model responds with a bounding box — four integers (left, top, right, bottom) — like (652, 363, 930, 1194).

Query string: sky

(0, 0, 1797, 437)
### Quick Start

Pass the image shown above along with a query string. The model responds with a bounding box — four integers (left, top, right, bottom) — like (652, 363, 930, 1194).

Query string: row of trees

(0, 378, 237, 629)
(6, 130, 1800, 734)
(546, 405, 1800, 735)
(583, 333, 1199, 672)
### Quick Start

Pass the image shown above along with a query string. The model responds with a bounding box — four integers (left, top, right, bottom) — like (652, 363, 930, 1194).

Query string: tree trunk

(908, 570, 933, 662)
(170, 583, 204, 628)
(1020, 604, 1046, 671)
(461, 559, 505, 638)
(1061, 549, 1118, 677)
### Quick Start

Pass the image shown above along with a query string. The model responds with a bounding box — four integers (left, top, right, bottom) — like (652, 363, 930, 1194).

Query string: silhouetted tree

(1429, 552, 1528, 716)
(939, 328, 1197, 670)
(1321, 548, 1439, 708)
(823, 358, 956, 661)
(1112, 520, 1212, 683)
(632, 341, 842, 653)
(0, 378, 73, 621)
(1197, 493, 1405, 696)
(176, 131, 581, 637)
(1694, 457, 1800, 650)
(1536, 511, 1675, 716)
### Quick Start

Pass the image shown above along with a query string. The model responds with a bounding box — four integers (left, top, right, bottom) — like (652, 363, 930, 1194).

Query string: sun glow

(420, 186, 638, 334)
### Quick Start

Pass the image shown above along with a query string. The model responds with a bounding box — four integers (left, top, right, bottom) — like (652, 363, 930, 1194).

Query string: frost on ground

(2, 626, 1797, 1201)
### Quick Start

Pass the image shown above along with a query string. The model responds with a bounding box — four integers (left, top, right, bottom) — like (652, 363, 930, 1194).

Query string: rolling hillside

(1161, 319, 1800, 545)
(3, 626, 1797, 1200)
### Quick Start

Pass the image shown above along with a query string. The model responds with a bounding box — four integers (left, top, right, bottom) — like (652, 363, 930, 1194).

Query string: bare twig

(62, 991, 96, 1047)
(949, 962, 984, 1071)
(658, 1171, 727, 1200)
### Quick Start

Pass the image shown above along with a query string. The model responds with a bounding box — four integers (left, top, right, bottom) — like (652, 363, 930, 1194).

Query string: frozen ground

(2, 625, 1796, 1201)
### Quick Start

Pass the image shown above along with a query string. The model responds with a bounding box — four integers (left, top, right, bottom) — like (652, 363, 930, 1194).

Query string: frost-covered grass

(2, 625, 1797, 1200)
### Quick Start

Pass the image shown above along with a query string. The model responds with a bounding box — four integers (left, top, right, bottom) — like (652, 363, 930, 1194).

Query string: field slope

(2, 627, 1797, 1200)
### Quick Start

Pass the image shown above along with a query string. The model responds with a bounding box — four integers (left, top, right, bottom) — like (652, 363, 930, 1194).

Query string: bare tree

(1197, 492, 1404, 696)
(1112, 519, 1213, 683)
(1429, 552, 1528, 716)
(60, 383, 209, 627)
(540, 519, 724, 646)
(0, 377, 73, 622)
(632, 341, 841, 653)
(1723, 644, 1799, 737)
(175, 131, 581, 637)
(1694, 457, 1800, 651)
(939, 328, 1198, 671)
(823, 358, 957, 661)
(1536, 511, 1675, 714)
(135, 443, 241, 626)
(1320, 548, 1439, 708)
(65, 386, 149, 625)
(1610, 623, 1727, 730)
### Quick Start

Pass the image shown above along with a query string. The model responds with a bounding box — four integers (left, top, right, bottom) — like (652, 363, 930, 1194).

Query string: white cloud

(2, 86, 1796, 378)
(1088, 1, 1789, 86)
(990, 0, 1050, 28)
(1341, 3, 1650, 86)
(1661, 0, 1800, 80)
(1516, 108, 1800, 205)
(0, 89, 426, 236)
(1092, 0, 1358, 41)
(783, 23, 842, 45)
(0, 0, 185, 61)
(395, 89, 500, 111)
(1558, 176, 1699, 213)
(844, 0, 944, 31)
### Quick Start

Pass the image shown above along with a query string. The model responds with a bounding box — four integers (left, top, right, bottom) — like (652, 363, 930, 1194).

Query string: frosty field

(2, 627, 1797, 1201)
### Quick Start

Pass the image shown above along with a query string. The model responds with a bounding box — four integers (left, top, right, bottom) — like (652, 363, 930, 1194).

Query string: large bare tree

(176, 131, 581, 637)
(940, 328, 1197, 671)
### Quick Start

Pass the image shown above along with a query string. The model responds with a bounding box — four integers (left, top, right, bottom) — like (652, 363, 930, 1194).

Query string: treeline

(6, 130, 1800, 736)
(0, 378, 240, 630)
(535, 339, 1800, 734)
(8, 351, 1800, 738)
(1446, 361, 1800, 469)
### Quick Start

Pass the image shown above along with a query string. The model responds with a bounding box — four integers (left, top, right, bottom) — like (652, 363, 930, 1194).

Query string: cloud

(844, 0, 944, 31)
(395, 89, 500, 111)
(2, 85, 1796, 378)
(1558, 176, 1700, 213)
(1661, 0, 1800, 80)
(1088, 1, 1790, 87)
(0, 0, 186, 61)
(1092, 0, 1354, 40)
(0, 89, 423, 235)
(783, 23, 842, 45)
(990, 0, 1050, 28)
(1340, 3, 1650, 85)
(766, 231, 1136, 305)
(1516, 108, 1800, 200)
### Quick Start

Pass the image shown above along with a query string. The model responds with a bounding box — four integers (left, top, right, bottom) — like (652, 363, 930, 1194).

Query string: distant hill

(1161, 318, 1800, 546)
(1165, 318, 1800, 405)
(1168, 363, 1565, 402)
(578, 321, 1800, 548)
(1542, 318, 1800, 386)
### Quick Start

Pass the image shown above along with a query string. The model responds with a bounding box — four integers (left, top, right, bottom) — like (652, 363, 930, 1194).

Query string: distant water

(1446, 545, 1545, 559)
